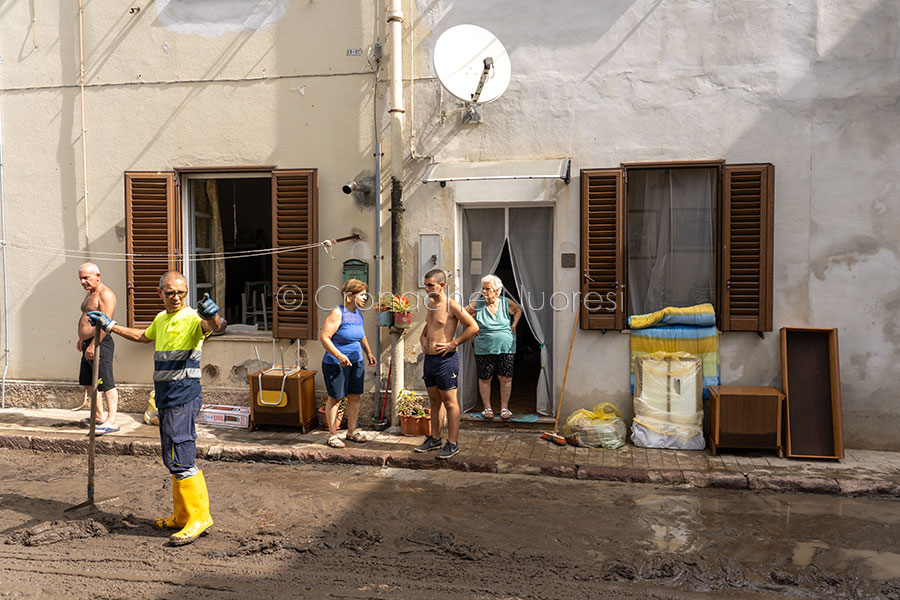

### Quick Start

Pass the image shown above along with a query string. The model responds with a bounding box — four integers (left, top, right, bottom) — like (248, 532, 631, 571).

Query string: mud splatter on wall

(155, 0, 288, 35)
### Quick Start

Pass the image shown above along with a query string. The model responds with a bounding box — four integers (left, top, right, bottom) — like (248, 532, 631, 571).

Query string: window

(580, 161, 774, 333)
(186, 175, 273, 330)
(124, 169, 319, 339)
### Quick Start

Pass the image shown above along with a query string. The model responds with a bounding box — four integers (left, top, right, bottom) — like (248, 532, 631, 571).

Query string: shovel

(65, 324, 118, 515)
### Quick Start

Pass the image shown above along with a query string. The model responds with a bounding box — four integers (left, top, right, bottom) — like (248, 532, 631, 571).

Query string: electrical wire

(0, 239, 337, 264)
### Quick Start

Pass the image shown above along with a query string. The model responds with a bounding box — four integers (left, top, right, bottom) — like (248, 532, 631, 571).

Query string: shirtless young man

(415, 269, 479, 459)
(76, 262, 119, 433)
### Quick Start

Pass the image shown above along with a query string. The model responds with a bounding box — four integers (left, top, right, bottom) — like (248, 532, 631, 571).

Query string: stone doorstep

(2, 432, 898, 499)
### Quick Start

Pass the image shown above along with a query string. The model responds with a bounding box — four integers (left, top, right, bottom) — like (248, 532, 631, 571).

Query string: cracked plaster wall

(399, 0, 900, 448)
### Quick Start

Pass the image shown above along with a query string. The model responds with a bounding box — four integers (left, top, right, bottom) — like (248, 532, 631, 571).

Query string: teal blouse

(472, 296, 516, 356)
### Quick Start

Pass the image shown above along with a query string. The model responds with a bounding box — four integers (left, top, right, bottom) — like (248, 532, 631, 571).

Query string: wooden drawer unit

(707, 385, 783, 456)
(248, 368, 317, 432)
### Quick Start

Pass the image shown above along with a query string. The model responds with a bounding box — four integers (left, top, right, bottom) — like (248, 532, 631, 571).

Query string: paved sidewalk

(2, 407, 900, 498)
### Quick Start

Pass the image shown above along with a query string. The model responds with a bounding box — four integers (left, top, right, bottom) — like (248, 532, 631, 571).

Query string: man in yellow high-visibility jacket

(88, 270, 223, 545)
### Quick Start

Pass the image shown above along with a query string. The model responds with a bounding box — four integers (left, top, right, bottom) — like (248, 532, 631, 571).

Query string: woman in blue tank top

(319, 279, 376, 448)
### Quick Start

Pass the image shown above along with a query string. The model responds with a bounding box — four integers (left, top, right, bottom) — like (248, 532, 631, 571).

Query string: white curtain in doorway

(508, 208, 554, 416)
(460, 209, 506, 413)
(459, 207, 554, 416)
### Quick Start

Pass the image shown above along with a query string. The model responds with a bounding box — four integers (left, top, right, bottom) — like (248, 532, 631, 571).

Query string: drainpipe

(372, 139, 383, 422)
(387, 0, 405, 425)
(0, 102, 7, 408)
(371, 25, 384, 423)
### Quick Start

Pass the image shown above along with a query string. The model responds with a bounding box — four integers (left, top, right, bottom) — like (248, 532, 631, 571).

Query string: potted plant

(375, 293, 394, 327)
(396, 388, 430, 436)
(392, 294, 413, 328)
(317, 398, 347, 430)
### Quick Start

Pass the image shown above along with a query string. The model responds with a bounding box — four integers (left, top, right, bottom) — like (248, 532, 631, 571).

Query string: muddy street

(1, 449, 899, 599)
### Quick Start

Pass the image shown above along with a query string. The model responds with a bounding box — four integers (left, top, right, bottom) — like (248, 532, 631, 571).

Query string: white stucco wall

(0, 1, 897, 449)
(0, 1, 380, 393)
(400, 0, 900, 449)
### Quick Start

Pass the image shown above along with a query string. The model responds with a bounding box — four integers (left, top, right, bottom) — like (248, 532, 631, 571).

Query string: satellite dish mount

(463, 57, 494, 124)
(434, 25, 511, 125)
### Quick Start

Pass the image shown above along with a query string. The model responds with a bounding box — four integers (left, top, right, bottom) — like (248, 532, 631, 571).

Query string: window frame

(580, 160, 774, 333)
(125, 166, 319, 340)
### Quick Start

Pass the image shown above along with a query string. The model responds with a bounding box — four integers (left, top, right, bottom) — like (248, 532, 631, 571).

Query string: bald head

(158, 271, 186, 288)
(78, 262, 102, 291)
(78, 262, 100, 277)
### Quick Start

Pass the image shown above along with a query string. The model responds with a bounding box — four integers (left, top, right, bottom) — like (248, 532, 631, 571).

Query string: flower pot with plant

(396, 388, 431, 436)
(318, 398, 347, 430)
(392, 295, 413, 328)
(375, 293, 394, 326)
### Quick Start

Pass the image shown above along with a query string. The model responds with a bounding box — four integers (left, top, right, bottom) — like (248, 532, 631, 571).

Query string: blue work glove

(86, 311, 116, 332)
(197, 293, 219, 320)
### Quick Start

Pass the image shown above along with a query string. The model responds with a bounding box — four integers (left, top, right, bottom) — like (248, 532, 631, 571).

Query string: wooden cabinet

(780, 327, 843, 459)
(248, 368, 317, 432)
(707, 385, 783, 456)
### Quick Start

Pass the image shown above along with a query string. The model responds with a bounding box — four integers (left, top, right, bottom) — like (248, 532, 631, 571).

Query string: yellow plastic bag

(562, 402, 626, 449)
(143, 390, 159, 426)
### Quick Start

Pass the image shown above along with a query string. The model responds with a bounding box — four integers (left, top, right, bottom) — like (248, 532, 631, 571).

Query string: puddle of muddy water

(838, 548, 900, 579)
(792, 541, 830, 566)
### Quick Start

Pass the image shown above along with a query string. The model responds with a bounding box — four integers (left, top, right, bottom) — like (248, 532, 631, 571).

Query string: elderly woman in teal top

(319, 279, 376, 448)
(465, 274, 522, 420)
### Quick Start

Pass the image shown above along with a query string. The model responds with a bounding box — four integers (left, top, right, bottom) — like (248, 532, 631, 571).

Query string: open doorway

(489, 243, 540, 413)
(187, 176, 273, 330)
(460, 205, 554, 417)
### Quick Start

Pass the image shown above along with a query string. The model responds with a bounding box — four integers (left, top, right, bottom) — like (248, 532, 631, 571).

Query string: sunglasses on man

(163, 290, 188, 298)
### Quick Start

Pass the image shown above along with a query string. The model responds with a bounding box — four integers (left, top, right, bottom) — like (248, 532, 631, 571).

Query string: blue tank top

(323, 305, 365, 364)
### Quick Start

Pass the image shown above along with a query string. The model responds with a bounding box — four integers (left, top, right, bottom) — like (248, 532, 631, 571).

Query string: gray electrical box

(418, 234, 441, 287)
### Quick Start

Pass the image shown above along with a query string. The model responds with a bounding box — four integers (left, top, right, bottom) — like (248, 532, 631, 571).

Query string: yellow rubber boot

(169, 470, 213, 546)
(153, 475, 187, 529)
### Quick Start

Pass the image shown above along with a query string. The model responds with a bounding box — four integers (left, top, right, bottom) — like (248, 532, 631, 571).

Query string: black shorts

(475, 353, 515, 380)
(79, 335, 116, 391)
(422, 352, 459, 391)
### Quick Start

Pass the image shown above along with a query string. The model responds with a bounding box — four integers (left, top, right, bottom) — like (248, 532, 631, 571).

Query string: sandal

(326, 435, 345, 448)
(500, 408, 512, 420)
(482, 408, 494, 420)
(347, 430, 368, 444)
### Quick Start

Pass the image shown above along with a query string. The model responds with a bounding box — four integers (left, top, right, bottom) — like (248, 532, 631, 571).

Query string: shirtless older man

(76, 262, 119, 433)
(415, 269, 478, 459)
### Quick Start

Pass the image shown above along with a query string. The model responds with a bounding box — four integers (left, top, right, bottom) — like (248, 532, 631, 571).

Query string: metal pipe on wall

(371, 4, 384, 421)
(78, 0, 90, 246)
(0, 100, 8, 408)
(387, 0, 405, 424)
(372, 143, 382, 422)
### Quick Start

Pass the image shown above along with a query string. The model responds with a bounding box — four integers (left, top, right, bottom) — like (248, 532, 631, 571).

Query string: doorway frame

(454, 199, 556, 413)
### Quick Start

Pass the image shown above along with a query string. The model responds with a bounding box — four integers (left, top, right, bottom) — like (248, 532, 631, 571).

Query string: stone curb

(3, 433, 899, 498)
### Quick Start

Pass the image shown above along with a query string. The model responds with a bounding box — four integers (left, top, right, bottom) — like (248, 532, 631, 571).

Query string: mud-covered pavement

(2, 449, 899, 599)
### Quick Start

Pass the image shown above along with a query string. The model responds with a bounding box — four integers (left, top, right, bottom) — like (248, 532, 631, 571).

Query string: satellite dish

(434, 25, 511, 106)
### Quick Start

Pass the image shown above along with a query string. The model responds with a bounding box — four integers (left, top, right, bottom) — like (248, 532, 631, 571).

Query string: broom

(541, 308, 580, 445)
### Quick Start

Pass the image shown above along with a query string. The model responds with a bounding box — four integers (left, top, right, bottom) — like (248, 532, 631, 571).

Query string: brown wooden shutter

(272, 169, 318, 339)
(720, 164, 774, 332)
(125, 172, 180, 328)
(580, 169, 626, 330)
